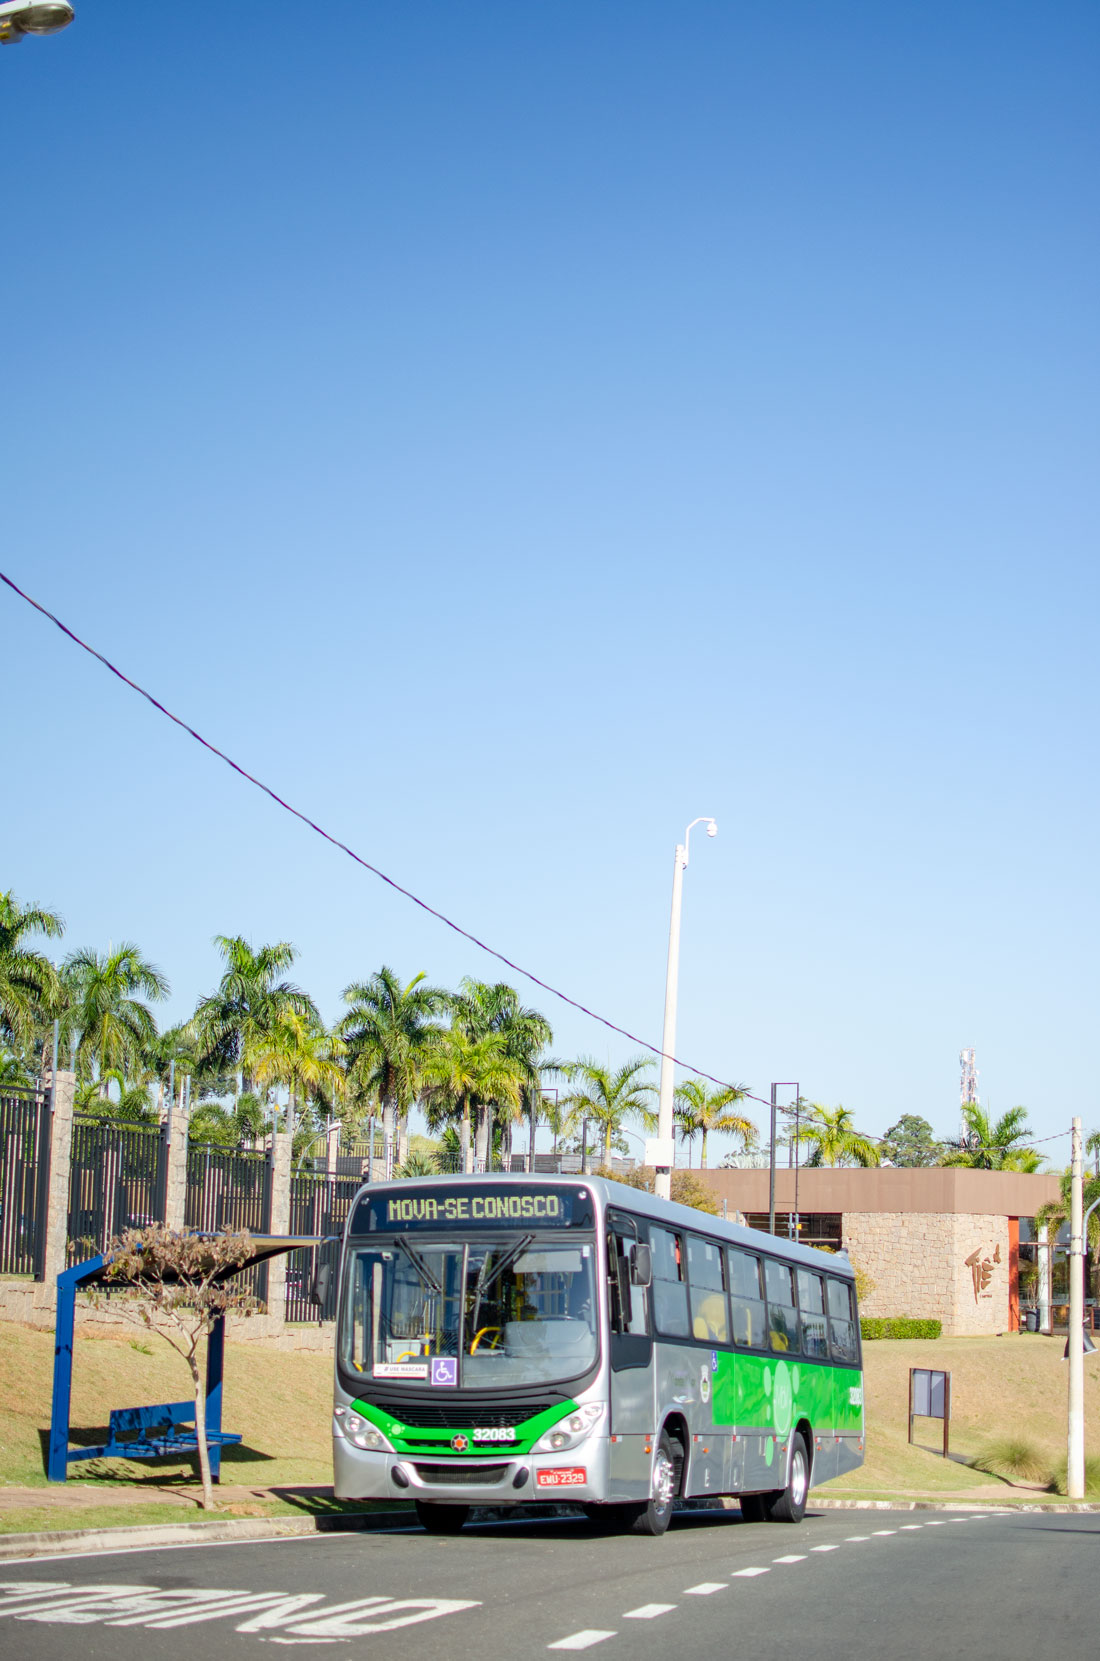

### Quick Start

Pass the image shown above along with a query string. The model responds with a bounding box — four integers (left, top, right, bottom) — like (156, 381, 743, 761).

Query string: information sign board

(908, 1367, 952, 1456)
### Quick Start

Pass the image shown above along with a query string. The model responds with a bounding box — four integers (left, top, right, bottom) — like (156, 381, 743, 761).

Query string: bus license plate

(536, 1467, 586, 1488)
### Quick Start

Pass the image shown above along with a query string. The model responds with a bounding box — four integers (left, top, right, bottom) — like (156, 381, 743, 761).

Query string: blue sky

(3, 2, 1097, 1159)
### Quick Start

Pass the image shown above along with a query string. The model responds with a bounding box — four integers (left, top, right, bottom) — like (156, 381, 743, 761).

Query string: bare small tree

(97, 1226, 259, 1510)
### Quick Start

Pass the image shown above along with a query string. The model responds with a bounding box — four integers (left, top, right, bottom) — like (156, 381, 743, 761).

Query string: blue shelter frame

(48, 1235, 329, 1483)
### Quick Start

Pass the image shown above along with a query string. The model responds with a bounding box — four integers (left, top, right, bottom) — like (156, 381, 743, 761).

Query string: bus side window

(727, 1248, 766, 1348)
(650, 1225, 691, 1338)
(827, 1276, 860, 1364)
(796, 1269, 829, 1359)
(608, 1228, 648, 1336)
(687, 1234, 729, 1343)
(764, 1259, 801, 1355)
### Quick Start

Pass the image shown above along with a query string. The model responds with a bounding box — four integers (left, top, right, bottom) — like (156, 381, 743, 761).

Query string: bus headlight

(533, 1403, 603, 1453)
(340, 1411, 394, 1454)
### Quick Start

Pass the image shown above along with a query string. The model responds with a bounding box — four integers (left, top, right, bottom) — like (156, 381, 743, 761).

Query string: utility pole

(768, 1082, 798, 1238)
(1068, 1116, 1085, 1501)
(769, 1085, 778, 1238)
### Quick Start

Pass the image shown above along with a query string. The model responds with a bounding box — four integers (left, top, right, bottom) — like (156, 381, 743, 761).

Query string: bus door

(606, 1212, 653, 1500)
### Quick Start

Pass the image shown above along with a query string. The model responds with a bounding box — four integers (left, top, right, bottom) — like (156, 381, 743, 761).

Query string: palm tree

(448, 980, 553, 1170)
(420, 1026, 523, 1173)
(339, 967, 447, 1177)
(75, 1066, 159, 1124)
(675, 1077, 755, 1168)
(559, 1056, 657, 1169)
(0, 1049, 33, 1087)
(939, 1104, 1040, 1171)
(0, 890, 63, 1059)
(795, 1103, 880, 1168)
(61, 943, 168, 1094)
(244, 1009, 345, 1146)
(190, 936, 317, 1095)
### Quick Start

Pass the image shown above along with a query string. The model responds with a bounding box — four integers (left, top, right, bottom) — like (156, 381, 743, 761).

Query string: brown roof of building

(692, 1164, 1062, 1217)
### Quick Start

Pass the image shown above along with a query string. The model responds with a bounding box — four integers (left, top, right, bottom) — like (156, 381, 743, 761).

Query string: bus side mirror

(630, 1243, 652, 1288)
(312, 1260, 332, 1308)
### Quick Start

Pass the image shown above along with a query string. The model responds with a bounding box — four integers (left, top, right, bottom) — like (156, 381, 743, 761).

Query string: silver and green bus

(330, 1174, 864, 1535)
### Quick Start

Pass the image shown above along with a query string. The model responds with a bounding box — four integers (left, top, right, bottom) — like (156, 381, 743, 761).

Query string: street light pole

(654, 817, 716, 1202)
(1068, 1116, 1085, 1499)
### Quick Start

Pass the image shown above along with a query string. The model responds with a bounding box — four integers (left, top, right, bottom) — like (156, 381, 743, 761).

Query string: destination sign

(350, 1184, 593, 1234)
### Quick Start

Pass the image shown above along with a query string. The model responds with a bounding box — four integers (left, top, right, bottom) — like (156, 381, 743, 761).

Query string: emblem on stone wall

(964, 1243, 1001, 1301)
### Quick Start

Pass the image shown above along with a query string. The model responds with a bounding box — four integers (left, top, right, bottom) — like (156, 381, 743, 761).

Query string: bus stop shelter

(48, 1234, 330, 1483)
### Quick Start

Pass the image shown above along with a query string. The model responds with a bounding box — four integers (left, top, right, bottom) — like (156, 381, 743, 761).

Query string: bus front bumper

(333, 1434, 610, 1505)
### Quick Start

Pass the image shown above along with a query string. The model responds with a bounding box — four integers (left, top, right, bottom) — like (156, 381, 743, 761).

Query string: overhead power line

(2, 567, 1070, 1147)
(2, 567, 757, 1100)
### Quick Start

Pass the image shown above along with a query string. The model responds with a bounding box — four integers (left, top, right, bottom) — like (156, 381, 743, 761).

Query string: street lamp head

(706, 820, 717, 838)
(0, 2, 74, 42)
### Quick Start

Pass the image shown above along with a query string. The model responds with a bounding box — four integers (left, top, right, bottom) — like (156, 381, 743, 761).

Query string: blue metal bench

(66, 1400, 243, 1465)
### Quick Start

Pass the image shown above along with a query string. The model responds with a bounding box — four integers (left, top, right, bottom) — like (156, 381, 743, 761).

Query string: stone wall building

(692, 1166, 1064, 1336)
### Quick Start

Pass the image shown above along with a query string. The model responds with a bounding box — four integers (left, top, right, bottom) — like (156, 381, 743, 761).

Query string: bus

(329, 1173, 864, 1535)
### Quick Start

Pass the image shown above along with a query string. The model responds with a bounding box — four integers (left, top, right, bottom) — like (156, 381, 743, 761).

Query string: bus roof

(347, 1171, 854, 1280)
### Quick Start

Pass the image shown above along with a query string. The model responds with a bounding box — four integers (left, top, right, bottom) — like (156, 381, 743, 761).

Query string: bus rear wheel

(415, 1500, 469, 1534)
(763, 1431, 810, 1524)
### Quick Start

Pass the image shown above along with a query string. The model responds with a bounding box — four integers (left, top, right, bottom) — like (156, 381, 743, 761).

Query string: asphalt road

(0, 1507, 1094, 1661)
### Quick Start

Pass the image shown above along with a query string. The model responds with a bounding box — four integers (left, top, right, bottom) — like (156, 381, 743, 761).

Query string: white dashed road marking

(548, 1632, 617, 1651)
(683, 1583, 727, 1595)
(900, 1525, 923, 1530)
(623, 1604, 677, 1619)
(773, 1555, 806, 1563)
(732, 1567, 770, 1578)
(811, 1544, 840, 1552)
(846, 1535, 871, 1541)
(872, 1529, 897, 1536)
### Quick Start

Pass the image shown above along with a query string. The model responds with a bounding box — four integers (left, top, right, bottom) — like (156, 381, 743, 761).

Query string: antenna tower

(959, 1046, 978, 1113)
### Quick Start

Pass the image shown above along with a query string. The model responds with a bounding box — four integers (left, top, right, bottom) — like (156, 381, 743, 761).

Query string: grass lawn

(2, 1322, 1098, 1533)
(831, 1332, 1100, 1498)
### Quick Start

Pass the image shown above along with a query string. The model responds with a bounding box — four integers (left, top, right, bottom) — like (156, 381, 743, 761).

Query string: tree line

(0, 889, 758, 1173)
(1, 887, 1050, 1175)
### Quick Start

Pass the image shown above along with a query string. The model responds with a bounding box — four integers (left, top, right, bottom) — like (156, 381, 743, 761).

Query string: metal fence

(285, 1172, 361, 1322)
(432, 1151, 637, 1175)
(185, 1144, 272, 1304)
(0, 1085, 50, 1277)
(67, 1117, 168, 1265)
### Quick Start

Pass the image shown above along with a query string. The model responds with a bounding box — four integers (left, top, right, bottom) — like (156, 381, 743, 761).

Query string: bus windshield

(341, 1236, 598, 1388)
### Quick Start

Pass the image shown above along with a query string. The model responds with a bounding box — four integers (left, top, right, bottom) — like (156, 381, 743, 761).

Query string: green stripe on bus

(351, 1397, 578, 1455)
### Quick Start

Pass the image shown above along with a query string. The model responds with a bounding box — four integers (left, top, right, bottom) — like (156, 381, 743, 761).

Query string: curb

(810, 1496, 1100, 1514)
(3, 1493, 1098, 1560)
(0, 1510, 414, 1561)
(0, 1501, 591, 1561)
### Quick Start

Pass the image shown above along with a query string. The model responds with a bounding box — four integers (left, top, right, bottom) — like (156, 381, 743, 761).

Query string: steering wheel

(470, 1325, 503, 1353)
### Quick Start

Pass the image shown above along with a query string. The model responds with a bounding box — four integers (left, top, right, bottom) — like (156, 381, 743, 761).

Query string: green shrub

(969, 1435, 1053, 1486)
(1047, 1455, 1100, 1497)
(613, 1166, 720, 1214)
(860, 1316, 942, 1340)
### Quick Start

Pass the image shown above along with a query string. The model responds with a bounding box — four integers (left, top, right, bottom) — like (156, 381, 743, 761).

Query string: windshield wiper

(393, 1237, 443, 1296)
(469, 1233, 536, 1331)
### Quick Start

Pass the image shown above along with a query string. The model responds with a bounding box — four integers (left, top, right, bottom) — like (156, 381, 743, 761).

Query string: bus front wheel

(629, 1430, 679, 1536)
(763, 1432, 810, 1524)
(415, 1501, 469, 1534)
